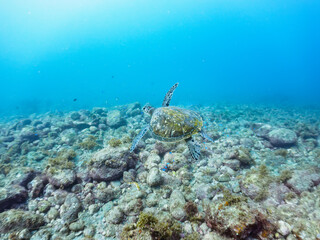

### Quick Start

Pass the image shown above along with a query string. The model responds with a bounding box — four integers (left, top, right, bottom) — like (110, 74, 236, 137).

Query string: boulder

(107, 110, 125, 128)
(0, 185, 28, 212)
(267, 128, 297, 147)
(89, 146, 138, 182)
(169, 190, 186, 221)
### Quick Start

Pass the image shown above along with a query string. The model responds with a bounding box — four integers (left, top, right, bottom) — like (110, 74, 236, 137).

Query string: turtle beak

(142, 104, 154, 115)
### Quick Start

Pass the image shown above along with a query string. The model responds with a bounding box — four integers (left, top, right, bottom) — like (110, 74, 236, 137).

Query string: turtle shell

(150, 106, 203, 142)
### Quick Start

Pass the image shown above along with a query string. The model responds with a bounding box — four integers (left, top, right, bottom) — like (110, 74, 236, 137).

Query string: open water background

(0, 0, 319, 116)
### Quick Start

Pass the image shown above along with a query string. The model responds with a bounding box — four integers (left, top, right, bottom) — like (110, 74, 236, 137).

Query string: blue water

(1, 0, 319, 116)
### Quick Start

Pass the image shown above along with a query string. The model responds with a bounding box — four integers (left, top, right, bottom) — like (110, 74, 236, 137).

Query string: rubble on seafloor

(0, 102, 320, 239)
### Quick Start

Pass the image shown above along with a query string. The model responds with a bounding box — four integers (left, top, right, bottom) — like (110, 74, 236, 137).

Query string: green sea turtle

(130, 83, 214, 160)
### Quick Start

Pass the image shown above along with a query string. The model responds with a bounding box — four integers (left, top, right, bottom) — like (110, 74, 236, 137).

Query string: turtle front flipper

(162, 83, 179, 107)
(130, 125, 150, 152)
(186, 137, 201, 160)
(200, 129, 214, 143)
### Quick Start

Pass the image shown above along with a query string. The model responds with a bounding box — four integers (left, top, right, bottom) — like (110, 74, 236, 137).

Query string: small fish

(73, 98, 77, 102)
(128, 182, 140, 191)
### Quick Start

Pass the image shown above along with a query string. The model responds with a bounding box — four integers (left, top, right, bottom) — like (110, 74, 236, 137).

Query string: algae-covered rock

(120, 212, 182, 240)
(78, 135, 97, 150)
(205, 199, 275, 239)
(45, 149, 77, 188)
(47, 169, 76, 188)
(240, 165, 272, 201)
(38, 200, 51, 213)
(108, 138, 122, 147)
(286, 169, 320, 194)
(268, 128, 297, 147)
(30, 229, 51, 240)
(230, 147, 253, 165)
(0, 209, 45, 233)
(89, 146, 138, 182)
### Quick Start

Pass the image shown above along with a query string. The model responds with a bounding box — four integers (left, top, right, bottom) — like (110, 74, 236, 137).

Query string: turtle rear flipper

(130, 125, 150, 152)
(200, 129, 214, 143)
(186, 137, 201, 160)
(162, 83, 179, 107)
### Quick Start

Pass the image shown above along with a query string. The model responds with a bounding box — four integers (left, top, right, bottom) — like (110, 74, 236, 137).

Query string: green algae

(0, 163, 11, 175)
(79, 135, 97, 150)
(136, 212, 158, 229)
(7, 144, 20, 156)
(121, 135, 132, 144)
(108, 138, 122, 147)
(121, 212, 182, 240)
(46, 149, 76, 174)
(221, 186, 247, 205)
(184, 201, 198, 218)
(184, 232, 201, 240)
(274, 148, 288, 158)
(240, 164, 273, 202)
(277, 169, 293, 183)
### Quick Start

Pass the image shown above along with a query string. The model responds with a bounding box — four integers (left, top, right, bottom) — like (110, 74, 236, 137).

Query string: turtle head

(142, 104, 155, 116)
